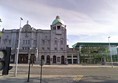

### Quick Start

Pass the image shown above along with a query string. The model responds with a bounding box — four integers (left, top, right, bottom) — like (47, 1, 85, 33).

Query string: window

(57, 26, 60, 30)
(60, 40, 63, 44)
(23, 40, 25, 44)
(25, 33, 28, 37)
(9, 40, 11, 44)
(73, 56, 77, 58)
(47, 47, 50, 50)
(53, 27, 56, 30)
(45, 36, 47, 38)
(57, 57, 60, 62)
(60, 38, 63, 45)
(42, 47, 44, 50)
(60, 48, 63, 50)
(28, 40, 30, 44)
(42, 40, 45, 45)
(48, 40, 50, 44)
(55, 40, 57, 45)
(67, 56, 72, 58)
(41, 55, 44, 60)
(54, 48, 57, 50)
(34, 40, 36, 44)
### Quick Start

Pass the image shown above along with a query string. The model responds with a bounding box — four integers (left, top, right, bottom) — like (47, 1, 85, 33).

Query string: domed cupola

(22, 21, 32, 32)
(52, 16, 65, 25)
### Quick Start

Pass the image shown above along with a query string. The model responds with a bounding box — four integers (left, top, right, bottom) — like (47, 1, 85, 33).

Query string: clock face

(0, 51, 4, 59)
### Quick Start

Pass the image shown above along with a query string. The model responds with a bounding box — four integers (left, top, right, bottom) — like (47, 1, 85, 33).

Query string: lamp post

(40, 59, 44, 83)
(27, 26, 33, 82)
(27, 48, 31, 82)
(14, 17, 23, 76)
(79, 45, 82, 64)
(108, 36, 113, 68)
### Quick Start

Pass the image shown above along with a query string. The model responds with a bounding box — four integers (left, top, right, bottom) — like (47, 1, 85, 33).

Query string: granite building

(0, 16, 69, 64)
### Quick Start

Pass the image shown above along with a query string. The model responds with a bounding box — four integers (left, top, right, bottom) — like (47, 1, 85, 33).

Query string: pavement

(0, 64, 118, 83)
(10, 64, 118, 68)
(0, 74, 83, 83)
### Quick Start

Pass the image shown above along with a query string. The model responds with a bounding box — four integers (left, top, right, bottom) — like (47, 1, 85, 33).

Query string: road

(0, 64, 118, 83)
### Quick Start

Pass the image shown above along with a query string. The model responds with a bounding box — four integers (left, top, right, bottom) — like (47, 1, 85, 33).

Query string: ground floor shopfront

(11, 54, 80, 65)
(10, 48, 80, 64)
(11, 53, 68, 65)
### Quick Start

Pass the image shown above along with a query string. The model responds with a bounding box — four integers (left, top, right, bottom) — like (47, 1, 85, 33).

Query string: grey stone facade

(0, 16, 79, 64)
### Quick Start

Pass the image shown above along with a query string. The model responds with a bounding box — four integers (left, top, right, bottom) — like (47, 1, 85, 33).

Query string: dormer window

(57, 26, 60, 30)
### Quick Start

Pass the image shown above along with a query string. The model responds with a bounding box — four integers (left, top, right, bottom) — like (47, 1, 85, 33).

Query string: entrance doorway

(61, 56, 65, 64)
(53, 55, 56, 64)
(30, 54, 36, 64)
(19, 54, 28, 63)
(46, 55, 50, 64)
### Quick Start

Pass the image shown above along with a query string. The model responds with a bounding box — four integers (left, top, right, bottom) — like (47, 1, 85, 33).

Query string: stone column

(35, 48, 39, 64)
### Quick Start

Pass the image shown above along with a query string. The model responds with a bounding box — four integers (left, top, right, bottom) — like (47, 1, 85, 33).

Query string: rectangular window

(42, 40, 45, 45)
(9, 40, 11, 44)
(28, 40, 30, 44)
(60, 48, 63, 50)
(54, 48, 57, 50)
(67, 56, 72, 58)
(42, 47, 44, 50)
(34, 40, 36, 44)
(48, 40, 50, 44)
(47, 47, 50, 50)
(57, 57, 60, 62)
(60, 40, 63, 44)
(55, 40, 57, 45)
(23, 40, 25, 44)
(73, 56, 77, 58)
(53, 27, 56, 30)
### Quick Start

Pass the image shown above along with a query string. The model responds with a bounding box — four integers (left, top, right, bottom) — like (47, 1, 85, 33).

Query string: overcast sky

(1, 0, 118, 47)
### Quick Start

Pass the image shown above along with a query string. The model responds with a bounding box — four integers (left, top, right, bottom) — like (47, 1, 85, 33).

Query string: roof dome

(23, 24, 31, 28)
(22, 21, 32, 32)
(52, 16, 64, 25)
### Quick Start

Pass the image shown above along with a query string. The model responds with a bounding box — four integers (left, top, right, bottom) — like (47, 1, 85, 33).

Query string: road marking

(73, 75, 83, 81)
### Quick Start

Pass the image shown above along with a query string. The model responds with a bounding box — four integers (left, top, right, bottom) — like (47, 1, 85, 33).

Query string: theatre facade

(0, 16, 80, 65)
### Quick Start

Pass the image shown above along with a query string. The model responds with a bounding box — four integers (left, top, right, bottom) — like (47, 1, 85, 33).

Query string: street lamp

(108, 36, 113, 68)
(27, 48, 32, 82)
(79, 45, 82, 64)
(40, 59, 44, 83)
(14, 17, 23, 76)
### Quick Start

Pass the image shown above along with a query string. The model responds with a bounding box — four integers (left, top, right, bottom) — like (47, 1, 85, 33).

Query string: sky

(0, 0, 118, 47)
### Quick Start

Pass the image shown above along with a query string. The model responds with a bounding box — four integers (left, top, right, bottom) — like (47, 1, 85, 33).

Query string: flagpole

(14, 17, 23, 76)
